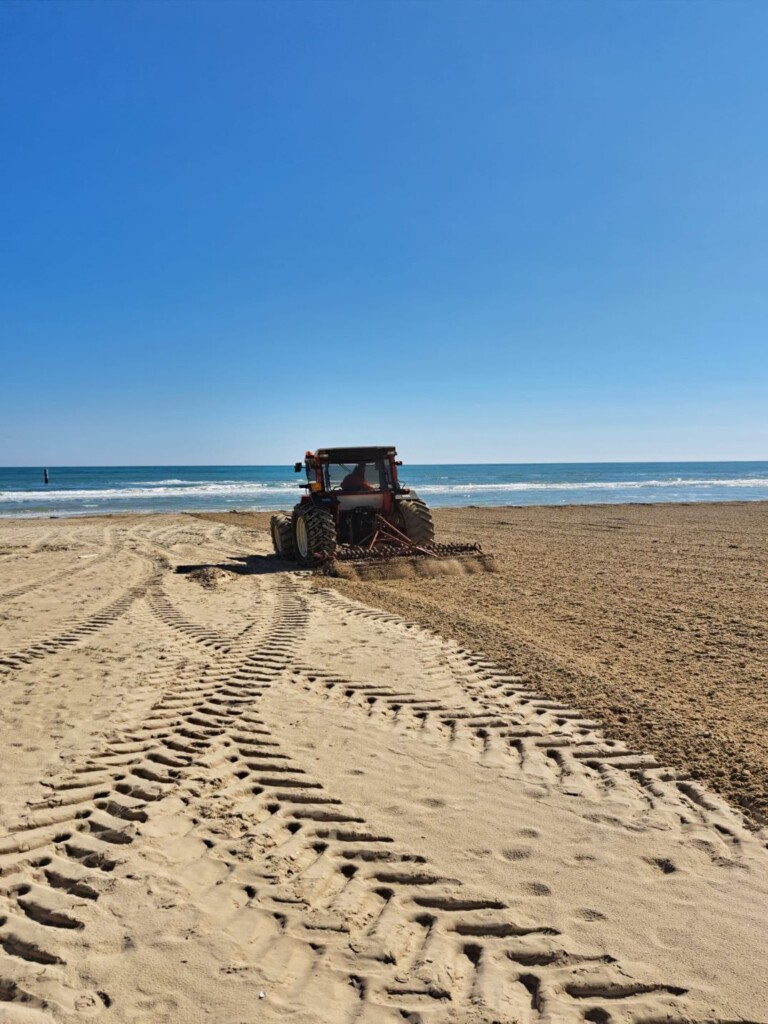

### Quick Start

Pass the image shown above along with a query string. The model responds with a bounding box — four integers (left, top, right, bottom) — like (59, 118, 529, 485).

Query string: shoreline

(1, 495, 768, 522)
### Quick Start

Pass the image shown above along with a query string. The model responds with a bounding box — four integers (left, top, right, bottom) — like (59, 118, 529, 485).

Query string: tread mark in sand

(0, 570, 734, 1021)
(0, 579, 310, 1017)
(0, 553, 164, 679)
(188, 712, 698, 1023)
(147, 583, 255, 652)
(0, 527, 121, 604)
(288, 660, 678, 811)
(307, 588, 753, 845)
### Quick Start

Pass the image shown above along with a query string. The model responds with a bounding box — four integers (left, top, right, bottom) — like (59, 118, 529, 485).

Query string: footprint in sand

(520, 880, 551, 896)
(645, 856, 677, 874)
(500, 846, 532, 861)
(577, 907, 607, 921)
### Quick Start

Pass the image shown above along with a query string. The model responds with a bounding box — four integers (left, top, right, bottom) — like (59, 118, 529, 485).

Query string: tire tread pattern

(271, 512, 296, 560)
(292, 504, 337, 565)
(396, 497, 435, 545)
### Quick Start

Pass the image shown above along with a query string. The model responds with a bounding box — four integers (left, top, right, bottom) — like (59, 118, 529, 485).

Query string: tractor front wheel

(270, 511, 296, 560)
(292, 505, 337, 566)
(395, 497, 435, 546)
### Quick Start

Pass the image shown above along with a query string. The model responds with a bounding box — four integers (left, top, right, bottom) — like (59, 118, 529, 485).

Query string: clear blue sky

(1, 0, 766, 466)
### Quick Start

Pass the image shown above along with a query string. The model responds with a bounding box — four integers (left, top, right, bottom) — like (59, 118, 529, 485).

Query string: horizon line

(2, 458, 768, 471)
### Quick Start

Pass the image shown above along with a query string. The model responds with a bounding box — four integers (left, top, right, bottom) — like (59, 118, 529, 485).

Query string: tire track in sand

(0, 553, 163, 679)
(307, 587, 758, 850)
(0, 520, 196, 677)
(0, 528, 121, 605)
(0, 572, 704, 1023)
(0, 577, 306, 1019)
(0, 525, 760, 1024)
(198, 702, 696, 1024)
(154, 576, 712, 1023)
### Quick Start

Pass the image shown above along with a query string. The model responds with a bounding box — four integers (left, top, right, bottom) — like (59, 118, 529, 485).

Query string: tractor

(270, 446, 488, 571)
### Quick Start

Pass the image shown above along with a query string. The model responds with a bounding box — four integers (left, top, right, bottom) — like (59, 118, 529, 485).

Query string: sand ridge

(0, 512, 767, 1022)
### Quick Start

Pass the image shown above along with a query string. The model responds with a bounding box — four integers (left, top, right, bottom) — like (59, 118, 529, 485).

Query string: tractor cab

(296, 447, 402, 497)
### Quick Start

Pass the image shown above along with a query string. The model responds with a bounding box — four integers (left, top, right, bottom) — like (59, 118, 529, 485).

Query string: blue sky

(1, 0, 766, 466)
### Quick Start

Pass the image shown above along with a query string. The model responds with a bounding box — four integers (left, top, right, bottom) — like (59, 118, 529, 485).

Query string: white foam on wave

(414, 477, 768, 493)
(1, 477, 767, 505)
(0, 482, 299, 502)
(1, 475, 768, 507)
(135, 478, 194, 485)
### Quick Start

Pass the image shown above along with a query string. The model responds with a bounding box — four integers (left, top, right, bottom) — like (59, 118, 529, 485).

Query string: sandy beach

(0, 507, 767, 1023)
(321, 502, 768, 824)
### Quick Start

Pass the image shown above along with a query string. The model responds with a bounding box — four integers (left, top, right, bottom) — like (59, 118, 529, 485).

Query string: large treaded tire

(395, 497, 435, 546)
(270, 511, 296, 560)
(292, 504, 337, 566)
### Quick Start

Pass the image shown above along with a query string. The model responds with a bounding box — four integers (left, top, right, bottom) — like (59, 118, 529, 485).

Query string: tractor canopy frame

(297, 447, 406, 499)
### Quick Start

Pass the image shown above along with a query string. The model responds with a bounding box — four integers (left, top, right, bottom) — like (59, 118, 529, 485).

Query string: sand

(0, 509, 767, 1023)
(318, 503, 768, 825)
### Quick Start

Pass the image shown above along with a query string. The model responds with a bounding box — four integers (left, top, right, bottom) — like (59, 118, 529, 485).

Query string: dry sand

(0, 510, 767, 1023)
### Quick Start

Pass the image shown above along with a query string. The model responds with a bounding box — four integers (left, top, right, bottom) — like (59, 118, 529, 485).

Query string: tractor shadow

(175, 554, 299, 578)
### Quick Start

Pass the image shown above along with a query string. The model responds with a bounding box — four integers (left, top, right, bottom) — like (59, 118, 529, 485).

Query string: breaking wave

(3, 476, 768, 505)
(0, 482, 300, 502)
(2, 464, 767, 516)
(415, 477, 768, 493)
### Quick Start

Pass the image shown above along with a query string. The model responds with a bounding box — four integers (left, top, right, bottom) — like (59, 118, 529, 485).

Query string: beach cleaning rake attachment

(331, 514, 483, 562)
(325, 517, 495, 577)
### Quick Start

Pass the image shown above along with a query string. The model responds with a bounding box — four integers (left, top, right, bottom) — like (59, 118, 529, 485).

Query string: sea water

(1, 463, 767, 518)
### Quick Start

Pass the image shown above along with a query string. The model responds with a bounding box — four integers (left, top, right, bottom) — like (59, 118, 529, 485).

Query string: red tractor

(270, 446, 439, 566)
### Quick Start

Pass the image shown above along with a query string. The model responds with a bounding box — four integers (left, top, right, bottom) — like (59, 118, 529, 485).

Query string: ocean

(1, 462, 767, 518)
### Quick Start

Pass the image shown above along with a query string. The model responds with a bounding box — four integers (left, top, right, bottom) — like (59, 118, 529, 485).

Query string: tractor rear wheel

(292, 504, 337, 566)
(395, 497, 435, 546)
(270, 511, 296, 559)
